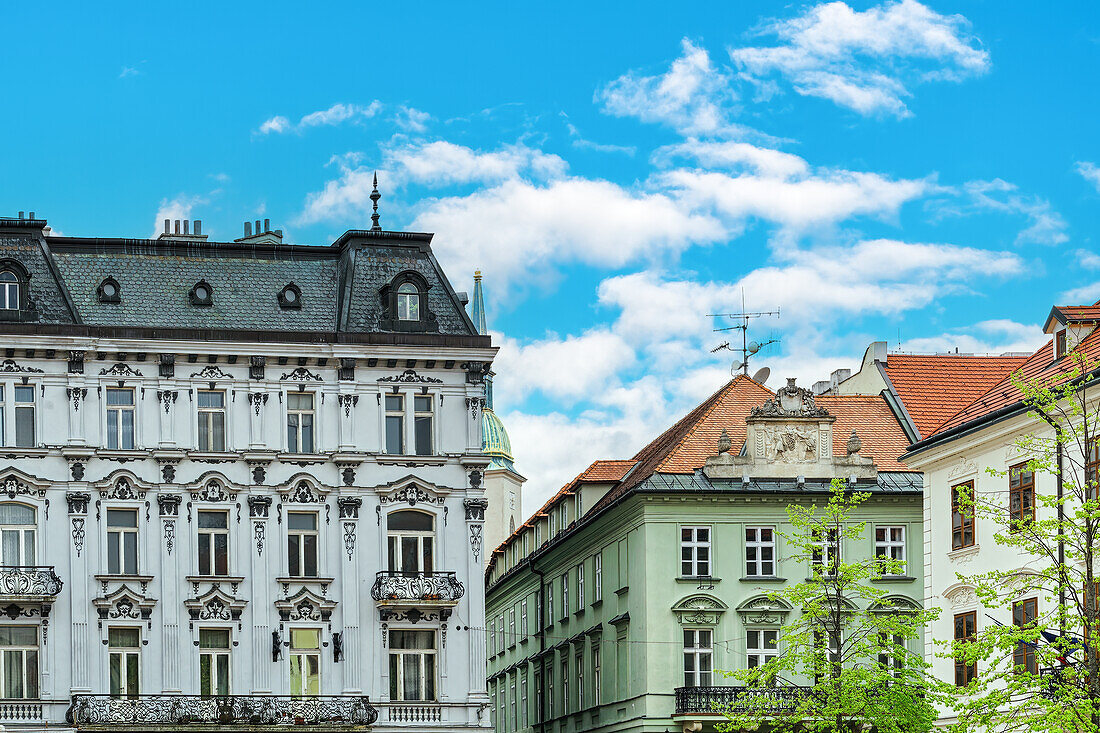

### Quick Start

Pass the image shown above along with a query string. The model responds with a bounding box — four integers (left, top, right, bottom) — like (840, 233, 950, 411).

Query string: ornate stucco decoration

(1, 475, 46, 500)
(275, 588, 336, 622)
(189, 479, 237, 503)
(672, 594, 729, 625)
(98, 363, 142, 378)
(98, 477, 146, 501)
(375, 476, 448, 506)
(0, 359, 44, 374)
(93, 585, 157, 624)
(948, 457, 977, 479)
(189, 364, 233, 380)
(755, 425, 820, 462)
(464, 498, 488, 521)
(943, 584, 978, 609)
(751, 378, 830, 418)
(280, 367, 323, 382)
(870, 595, 922, 614)
(184, 587, 247, 627)
(735, 595, 793, 625)
(378, 369, 442, 384)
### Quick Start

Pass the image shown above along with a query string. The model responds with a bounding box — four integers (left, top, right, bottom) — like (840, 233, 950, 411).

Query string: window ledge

(188, 451, 239, 462)
(676, 576, 721, 584)
(377, 455, 447, 466)
(95, 573, 155, 584)
(614, 586, 629, 596)
(276, 576, 335, 592)
(573, 608, 585, 618)
(591, 599, 603, 609)
(948, 545, 980, 562)
(278, 453, 328, 464)
(0, 447, 47, 459)
(98, 449, 147, 461)
(871, 575, 916, 583)
(740, 575, 787, 583)
(185, 575, 246, 586)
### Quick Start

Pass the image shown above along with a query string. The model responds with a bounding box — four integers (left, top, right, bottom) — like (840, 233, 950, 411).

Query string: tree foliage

(718, 480, 941, 733)
(950, 352, 1100, 732)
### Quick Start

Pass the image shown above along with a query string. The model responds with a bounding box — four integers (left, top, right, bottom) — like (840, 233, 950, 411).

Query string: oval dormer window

(0, 271, 18, 311)
(278, 283, 302, 309)
(189, 280, 214, 307)
(397, 282, 420, 321)
(97, 276, 121, 303)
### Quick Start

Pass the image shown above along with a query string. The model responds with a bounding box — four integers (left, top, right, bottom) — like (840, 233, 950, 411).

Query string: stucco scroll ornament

(945, 586, 978, 609)
(0, 359, 43, 374)
(469, 524, 483, 562)
(99, 362, 142, 377)
(948, 457, 977, 479)
(71, 518, 86, 557)
(163, 520, 175, 555)
(343, 522, 356, 561)
(2, 477, 42, 500)
(254, 522, 265, 556)
(67, 387, 88, 411)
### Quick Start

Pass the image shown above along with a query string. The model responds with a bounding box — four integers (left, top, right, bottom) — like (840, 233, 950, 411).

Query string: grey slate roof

(0, 220, 481, 339)
(638, 470, 922, 494)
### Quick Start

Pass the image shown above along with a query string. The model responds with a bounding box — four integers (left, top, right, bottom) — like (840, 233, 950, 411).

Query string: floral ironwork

(673, 685, 807, 715)
(0, 567, 63, 597)
(370, 571, 464, 603)
(66, 694, 377, 727)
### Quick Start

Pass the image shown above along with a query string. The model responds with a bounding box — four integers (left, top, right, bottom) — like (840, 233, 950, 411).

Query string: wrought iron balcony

(371, 571, 465, 603)
(66, 694, 378, 728)
(0, 566, 63, 599)
(674, 685, 808, 715)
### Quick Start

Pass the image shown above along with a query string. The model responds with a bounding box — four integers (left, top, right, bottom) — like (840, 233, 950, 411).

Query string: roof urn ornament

(847, 429, 862, 456)
(370, 172, 382, 231)
(717, 428, 732, 455)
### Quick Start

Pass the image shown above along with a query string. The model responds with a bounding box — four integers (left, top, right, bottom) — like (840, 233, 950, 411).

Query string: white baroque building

(0, 211, 495, 731)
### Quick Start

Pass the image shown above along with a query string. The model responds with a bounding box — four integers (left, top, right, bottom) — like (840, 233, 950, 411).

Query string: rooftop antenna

(370, 172, 382, 231)
(708, 289, 780, 376)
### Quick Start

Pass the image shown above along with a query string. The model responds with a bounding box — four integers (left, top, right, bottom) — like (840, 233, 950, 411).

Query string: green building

(484, 376, 924, 733)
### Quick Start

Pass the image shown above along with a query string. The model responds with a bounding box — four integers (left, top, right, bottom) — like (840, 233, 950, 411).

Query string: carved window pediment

(0, 472, 47, 500)
(275, 587, 336, 622)
(375, 475, 448, 506)
(279, 479, 329, 504)
(93, 584, 157, 621)
(97, 476, 147, 501)
(672, 594, 728, 625)
(735, 595, 793, 625)
(185, 587, 247, 622)
(189, 479, 237, 503)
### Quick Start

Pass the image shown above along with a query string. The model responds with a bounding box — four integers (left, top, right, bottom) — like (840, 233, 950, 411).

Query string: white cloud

(384, 141, 567, 186)
(1061, 281, 1100, 305)
(395, 106, 431, 133)
(933, 179, 1069, 246)
(493, 329, 635, 405)
(1075, 248, 1100, 270)
(898, 319, 1045, 355)
(119, 66, 140, 79)
(257, 102, 381, 135)
(1077, 161, 1100, 193)
(730, 0, 990, 117)
(653, 140, 810, 179)
(151, 194, 206, 239)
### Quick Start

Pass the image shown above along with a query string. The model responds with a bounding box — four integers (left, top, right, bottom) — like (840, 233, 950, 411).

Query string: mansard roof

(0, 218, 484, 346)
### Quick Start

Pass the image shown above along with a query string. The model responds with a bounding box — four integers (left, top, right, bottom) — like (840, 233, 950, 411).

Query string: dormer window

(278, 283, 302, 309)
(1056, 329, 1068, 358)
(97, 276, 121, 304)
(189, 280, 214, 307)
(0, 271, 17, 310)
(380, 271, 438, 332)
(397, 283, 420, 321)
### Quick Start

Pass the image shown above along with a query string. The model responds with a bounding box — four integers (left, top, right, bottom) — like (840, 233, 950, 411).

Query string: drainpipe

(1057, 440, 1066, 633)
(529, 556, 546, 733)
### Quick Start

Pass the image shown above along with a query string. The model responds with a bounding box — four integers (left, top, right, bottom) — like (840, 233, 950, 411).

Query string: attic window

(1056, 329, 1068, 358)
(379, 271, 438, 333)
(189, 280, 214, 307)
(97, 276, 121, 303)
(397, 282, 419, 321)
(278, 283, 302, 309)
(0, 271, 17, 310)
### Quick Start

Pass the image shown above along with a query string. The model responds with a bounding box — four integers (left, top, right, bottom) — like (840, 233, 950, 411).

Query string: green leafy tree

(950, 352, 1100, 732)
(718, 480, 941, 733)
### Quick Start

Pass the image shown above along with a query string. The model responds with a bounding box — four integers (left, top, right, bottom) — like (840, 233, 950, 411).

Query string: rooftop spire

(471, 269, 487, 336)
(370, 172, 381, 231)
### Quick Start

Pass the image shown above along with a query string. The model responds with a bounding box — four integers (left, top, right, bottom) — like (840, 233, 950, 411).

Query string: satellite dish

(752, 367, 771, 385)
(730, 361, 744, 374)
(747, 341, 760, 354)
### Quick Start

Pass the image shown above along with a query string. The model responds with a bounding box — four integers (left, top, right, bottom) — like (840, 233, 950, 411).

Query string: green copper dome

(482, 407, 515, 471)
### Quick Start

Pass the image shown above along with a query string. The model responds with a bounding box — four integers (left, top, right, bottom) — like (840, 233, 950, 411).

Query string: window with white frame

(0, 271, 18, 311)
(508, 609, 516, 648)
(746, 629, 779, 671)
(520, 599, 528, 640)
(197, 510, 229, 576)
(414, 395, 433, 456)
(0, 626, 37, 699)
(385, 394, 404, 455)
(289, 628, 321, 695)
(510, 672, 517, 730)
(594, 552, 602, 602)
(745, 526, 775, 577)
(286, 392, 316, 453)
(874, 526, 906, 575)
(2, 385, 35, 448)
(497, 614, 504, 652)
(397, 282, 420, 321)
(488, 619, 496, 656)
(577, 562, 585, 609)
(387, 510, 434, 573)
(592, 643, 601, 705)
(576, 649, 584, 710)
(811, 527, 840, 576)
(560, 656, 569, 715)
(683, 628, 713, 687)
(105, 387, 135, 450)
(520, 668, 528, 727)
(108, 627, 141, 698)
(544, 661, 553, 719)
(196, 390, 226, 452)
(287, 512, 319, 577)
(560, 573, 569, 620)
(545, 583, 553, 628)
(0, 504, 35, 566)
(107, 509, 138, 575)
(680, 526, 711, 577)
(389, 629, 436, 701)
(878, 632, 906, 679)
(199, 628, 230, 696)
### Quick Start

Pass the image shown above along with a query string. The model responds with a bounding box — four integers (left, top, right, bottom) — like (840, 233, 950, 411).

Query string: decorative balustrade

(66, 694, 377, 727)
(674, 685, 808, 715)
(384, 703, 443, 723)
(0, 566, 63, 598)
(370, 571, 465, 603)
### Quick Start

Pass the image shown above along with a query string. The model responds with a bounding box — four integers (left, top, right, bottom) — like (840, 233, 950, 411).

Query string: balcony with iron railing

(66, 694, 378, 729)
(0, 566, 63, 600)
(674, 685, 808, 716)
(370, 571, 465, 605)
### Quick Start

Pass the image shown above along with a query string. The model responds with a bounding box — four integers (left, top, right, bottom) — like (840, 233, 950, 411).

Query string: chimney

(174, 220, 181, 234)
(235, 219, 283, 244)
(183, 220, 189, 235)
(255, 220, 261, 234)
(29, 212, 34, 219)
(244, 221, 252, 237)
(164, 219, 171, 234)
(194, 220, 202, 236)
(17, 211, 23, 219)
(157, 216, 209, 242)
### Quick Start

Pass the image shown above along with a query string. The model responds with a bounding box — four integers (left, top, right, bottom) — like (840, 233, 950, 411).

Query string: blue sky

(4, 1, 1100, 511)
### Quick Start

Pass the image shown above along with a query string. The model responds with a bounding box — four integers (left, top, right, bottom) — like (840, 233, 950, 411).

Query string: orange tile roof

(1044, 305, 1100, 332)
(883, 353, 1029, 439)
(580, 460, 637, 482)
(816, 395, 910, 471)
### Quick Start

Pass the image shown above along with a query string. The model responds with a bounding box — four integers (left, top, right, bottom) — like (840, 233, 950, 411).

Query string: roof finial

(370, 172, 381, 231)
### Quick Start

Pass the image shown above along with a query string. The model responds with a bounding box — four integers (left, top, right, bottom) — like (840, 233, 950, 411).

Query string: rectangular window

(520, 669, 529, 727)
(389, 629, 436, 701)
(107, 509, 138, 575)
(497, 614, 504, 653)
(952, 481, 976, 549)
(0, 503, 36, 566)
(874, 526, 906, 575)
(508, 609, 516, 648)
(546, 584, 554, 628)
(745, 526, 775, 577)
(510, 672, 517, 731)
(108, 627, 140, 698)
(954, 611, 977, 686)
(576, 650, 584, 710)
(197, 510, 229, 576)
(1013, 598, 1038, 674)
(414, 395, 433, 456)
(1089, 440, 1100, 501)
(560, 656, 569, 716)
(746, 629, 779, 671)
(811, 527, 840, 575)
(106, 388, 135, 450)
(0, 626, 37, 699)
(577, 563, 585, 609)
(1009, 463, 1035, 529)
(592, 644, 601, 706)
(385, 394, 405, 455)
(683, 628, 712, 687)
(0, 386, 4, 447)
(878, 633, 905, 679)
(1057, 329, 1068, 358)
(286, 392, 315, 453)
(594, 552, 603, 602)
(520, 599, 528, 640)
(196, 390, 226, 452)
(13, 385, 34, 448)
(287, 512, 319, 577)
(560, 574, 569, 620)
(680, 526, 711, 577)
(543, 662, 552, 721)
(289, 628, 320, 696)
(199, 628, 231, 696)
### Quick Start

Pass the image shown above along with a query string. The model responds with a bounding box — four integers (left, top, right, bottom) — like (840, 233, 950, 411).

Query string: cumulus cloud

(151, 194, 206, 239)
(384, 141, 567, 186)
(653, 140, 810, 179)
(898, 319, 1045, 355)
(257, 102, 382, 135)
(731, 0, 990, 117)
(395, 106, 431, 133)
(1077, 161, 1100, 193)
(493, 329, 635, 406)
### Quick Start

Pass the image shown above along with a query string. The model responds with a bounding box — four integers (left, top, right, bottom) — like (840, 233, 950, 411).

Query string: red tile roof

(1043, 305, 1100, 332)
(816, 395, 911, 471)
(883, 353, 1029, 439)
(580, 460, 637, 482)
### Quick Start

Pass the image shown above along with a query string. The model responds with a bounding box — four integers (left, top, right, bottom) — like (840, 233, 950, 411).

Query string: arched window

(397, 282, 420, 321)
(0, 271, 18, 311)
(0, 504, 36, 566)
(387, 510, 434, 574)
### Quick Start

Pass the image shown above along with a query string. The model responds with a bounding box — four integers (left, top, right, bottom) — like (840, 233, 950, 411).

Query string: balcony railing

(370, 571, 465, 603)
(66, 694, 378, 727)
(674, 685, 808, 715)
(0, 566, 63, 598)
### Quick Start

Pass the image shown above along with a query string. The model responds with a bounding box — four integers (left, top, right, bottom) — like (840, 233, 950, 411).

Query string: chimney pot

(245, 222, 252, 237)
(29, 212, 34, 219)
(174, 220, 180, 234)
(264, 218, 270, 232)
(255, 220, 261, 234)
(183, 220, 189, 235)
(17, 211, 23, 219)
(164, 219, 170, 234)
(194, 220, 202, 236)
(275, 229, 283, 237)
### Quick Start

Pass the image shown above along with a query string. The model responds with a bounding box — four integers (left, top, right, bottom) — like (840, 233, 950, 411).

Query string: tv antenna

(708, 291, 780, 377)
